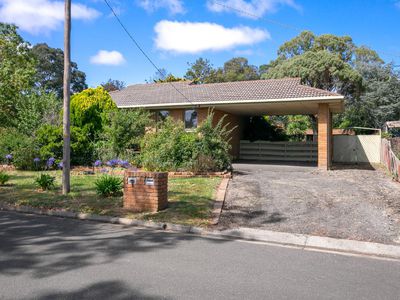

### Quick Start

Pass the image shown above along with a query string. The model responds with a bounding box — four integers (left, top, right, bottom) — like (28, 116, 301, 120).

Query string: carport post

(317, 103, 332, 170)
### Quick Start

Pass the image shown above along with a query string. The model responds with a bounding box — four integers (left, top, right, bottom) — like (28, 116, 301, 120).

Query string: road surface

(1, 211, 399, 299)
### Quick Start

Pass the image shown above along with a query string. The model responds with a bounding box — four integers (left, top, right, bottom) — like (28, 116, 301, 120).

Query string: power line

(103, 0, 195, 106)
(212, 0, 304, 32)
(212, 0, 400, 62)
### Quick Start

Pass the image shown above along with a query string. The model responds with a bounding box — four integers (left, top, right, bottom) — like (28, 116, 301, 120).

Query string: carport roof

(111, 78, 344, 109)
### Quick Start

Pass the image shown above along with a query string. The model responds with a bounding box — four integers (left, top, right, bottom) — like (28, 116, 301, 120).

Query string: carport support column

(317, 103, 332, 170)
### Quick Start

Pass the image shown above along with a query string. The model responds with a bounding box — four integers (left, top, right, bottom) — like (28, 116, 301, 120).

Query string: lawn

(0, 170, 222, 226)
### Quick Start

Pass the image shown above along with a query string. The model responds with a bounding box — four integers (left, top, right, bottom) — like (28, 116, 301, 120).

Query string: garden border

(211, 178, 230, 225)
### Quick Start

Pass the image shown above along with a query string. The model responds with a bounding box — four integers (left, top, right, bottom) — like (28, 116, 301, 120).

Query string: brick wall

(317, 103, 332, 169)
(123, 171, 168, 212)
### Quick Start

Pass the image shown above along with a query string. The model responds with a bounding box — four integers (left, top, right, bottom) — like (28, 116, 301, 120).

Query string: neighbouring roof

(385, 121, 400, 129)
(110, 78, 343, 108)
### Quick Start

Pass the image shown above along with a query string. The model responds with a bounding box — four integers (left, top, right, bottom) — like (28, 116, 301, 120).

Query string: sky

(1, 0, 400, 87)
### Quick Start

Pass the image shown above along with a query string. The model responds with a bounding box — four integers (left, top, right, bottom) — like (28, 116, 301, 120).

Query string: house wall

(157, 107, 241, 159)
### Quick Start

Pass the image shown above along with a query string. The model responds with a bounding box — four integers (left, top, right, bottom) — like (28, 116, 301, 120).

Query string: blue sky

(1, 0, 400, 87)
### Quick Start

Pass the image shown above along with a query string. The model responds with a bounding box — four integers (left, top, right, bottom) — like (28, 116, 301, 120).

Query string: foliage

(94, 175, 123, 197)
(191, 113, 233, 172)
(263, 50, 362, 98)
(15, 91, 60, 134)
(0, 128, 27, 164)
(96, 109, 152, 162)
(0, 23, 36, 127)
(184, 58, 215, 83)
(185, 57, 260, 84)
(140, 113, 233, 172)
(140, 118, 191, 171)
(342, 62, 400, 128)
(0, 172, 10, 185)
(215, 57, 260, 82)
(70, 87, 117, 140)
(34, 173, 56, 190)
(35, 124, 94, 166)
(32, 43, 87, 97)
(286, 115, 311, 141)
(12, 136, 40, 170)
(243, 116, 287, 142)
(101, 78, 126, 92)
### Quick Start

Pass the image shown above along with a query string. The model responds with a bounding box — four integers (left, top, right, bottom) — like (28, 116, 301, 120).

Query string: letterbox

(123, 171, 168, 212)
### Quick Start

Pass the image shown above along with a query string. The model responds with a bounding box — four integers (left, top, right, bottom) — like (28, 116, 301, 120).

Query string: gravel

(218, 162, 400, 245)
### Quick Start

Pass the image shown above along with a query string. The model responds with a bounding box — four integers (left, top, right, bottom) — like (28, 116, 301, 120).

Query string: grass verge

(0, 171, 222, 226)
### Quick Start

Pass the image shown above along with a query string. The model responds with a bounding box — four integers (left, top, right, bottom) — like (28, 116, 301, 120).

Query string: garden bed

(0, 171, 222, 226)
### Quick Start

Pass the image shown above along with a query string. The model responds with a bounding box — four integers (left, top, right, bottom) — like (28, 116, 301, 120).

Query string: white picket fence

(239, 140, 317, 162)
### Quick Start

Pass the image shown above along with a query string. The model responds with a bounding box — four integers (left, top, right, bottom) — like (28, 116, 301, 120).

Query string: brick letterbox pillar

(123, 171, 168, 212)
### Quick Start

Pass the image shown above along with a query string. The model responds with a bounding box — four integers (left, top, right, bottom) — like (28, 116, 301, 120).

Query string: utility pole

(62, 0, 71, 194)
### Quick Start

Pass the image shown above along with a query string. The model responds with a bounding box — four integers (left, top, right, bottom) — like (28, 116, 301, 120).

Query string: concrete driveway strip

(1, 211, 400, 300)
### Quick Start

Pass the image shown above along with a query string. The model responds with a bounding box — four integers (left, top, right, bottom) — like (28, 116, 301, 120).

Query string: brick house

(110, 78, 344, 170)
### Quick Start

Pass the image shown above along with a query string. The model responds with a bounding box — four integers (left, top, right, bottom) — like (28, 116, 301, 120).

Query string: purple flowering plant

(94, 160, 102, 167)
(47, 157, 56, 169)
(5, 154, 12, 165)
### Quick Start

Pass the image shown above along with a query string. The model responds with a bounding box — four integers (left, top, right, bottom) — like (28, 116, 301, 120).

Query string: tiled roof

(110, 78, 343, 108)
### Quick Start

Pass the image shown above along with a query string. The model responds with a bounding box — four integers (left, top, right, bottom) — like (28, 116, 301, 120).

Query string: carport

(211, 98, 343, 170)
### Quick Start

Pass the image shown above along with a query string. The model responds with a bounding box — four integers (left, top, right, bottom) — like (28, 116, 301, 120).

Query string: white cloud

(154, 20, 269, 54)
(206, 0, 300, 19)
(137, 0, 184, 14)
(90, 50, 126, 66)
(0, 0, 100, 34)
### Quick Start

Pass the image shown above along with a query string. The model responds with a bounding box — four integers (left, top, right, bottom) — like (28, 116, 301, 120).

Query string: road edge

(1, 204, 400, 260)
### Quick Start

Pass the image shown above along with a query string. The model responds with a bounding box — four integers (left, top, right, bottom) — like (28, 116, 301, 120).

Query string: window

(157, 110, 169, 122)
(184, 109, 198, 129)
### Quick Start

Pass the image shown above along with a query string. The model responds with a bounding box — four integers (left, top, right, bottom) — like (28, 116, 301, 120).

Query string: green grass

(0, 170, 221, 226)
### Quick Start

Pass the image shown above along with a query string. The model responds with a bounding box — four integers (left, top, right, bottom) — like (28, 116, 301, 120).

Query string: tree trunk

(62, 0, 71, 194)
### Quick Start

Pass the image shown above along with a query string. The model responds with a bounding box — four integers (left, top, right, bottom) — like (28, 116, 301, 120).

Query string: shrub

(12, 136, 40, 170)
(0, 172, 10, 185)
(96, 109, 152, 162)
(35, 124, 94, 166)
(94, 175, 123, 197)
(140, 118, 195, 171)
(35, 174, 56, 190)
(70, 87, 116, 140)
(0, 128, 30, 164)
(140, 112, 233, 172)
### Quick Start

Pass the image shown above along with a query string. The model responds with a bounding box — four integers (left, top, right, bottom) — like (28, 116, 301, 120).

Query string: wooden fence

(381, 139, 400, 182)
(239, 140, 317, 162)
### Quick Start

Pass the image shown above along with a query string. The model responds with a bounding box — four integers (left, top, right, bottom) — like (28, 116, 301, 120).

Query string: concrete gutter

(2, 204, 400, 260)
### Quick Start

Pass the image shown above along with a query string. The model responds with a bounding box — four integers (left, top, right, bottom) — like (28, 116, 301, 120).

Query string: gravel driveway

(219, 162, 400, 244)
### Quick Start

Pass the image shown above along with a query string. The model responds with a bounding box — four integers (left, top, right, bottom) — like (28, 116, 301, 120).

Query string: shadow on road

(0, 211, 228, 279)
(31, 280, 166, 300)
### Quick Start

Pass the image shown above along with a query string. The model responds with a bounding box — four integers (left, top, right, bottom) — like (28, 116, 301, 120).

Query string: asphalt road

(1, 211, 400, 300)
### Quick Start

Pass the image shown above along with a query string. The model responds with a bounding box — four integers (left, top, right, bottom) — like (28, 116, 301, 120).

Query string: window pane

(158, 110, 169, 122)
(184, 109, 197, 129)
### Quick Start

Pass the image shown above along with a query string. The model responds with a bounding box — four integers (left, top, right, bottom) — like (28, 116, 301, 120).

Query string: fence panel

(239, 140, 317, 162)
(381, 139, 400, 182)
(333, 135, 381, 163)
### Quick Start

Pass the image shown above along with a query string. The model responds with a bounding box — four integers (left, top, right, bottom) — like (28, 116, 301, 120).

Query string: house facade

(110, 78, 345, 170)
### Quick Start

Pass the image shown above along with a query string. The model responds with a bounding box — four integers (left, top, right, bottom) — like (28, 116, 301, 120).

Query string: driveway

(219, 162, 400, 244)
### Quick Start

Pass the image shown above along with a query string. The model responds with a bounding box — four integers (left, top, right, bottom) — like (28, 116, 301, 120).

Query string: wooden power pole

(62, 0, 71, 194)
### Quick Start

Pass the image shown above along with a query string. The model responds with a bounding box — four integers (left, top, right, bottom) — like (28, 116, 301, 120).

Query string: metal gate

(239, 140, 317, 162)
